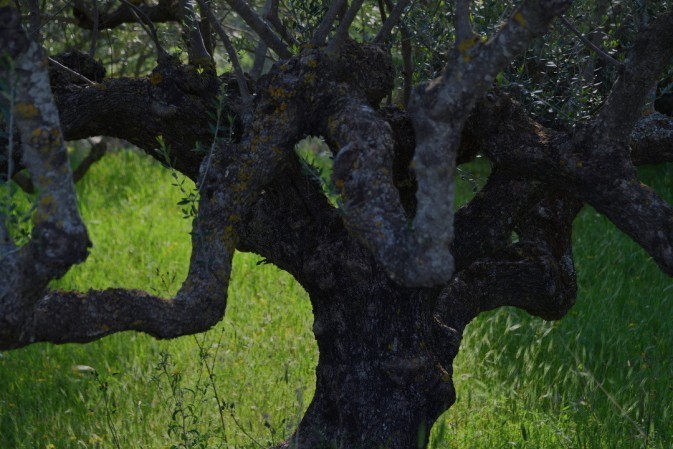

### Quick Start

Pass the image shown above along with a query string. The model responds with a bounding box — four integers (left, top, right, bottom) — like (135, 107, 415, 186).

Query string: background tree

(2, 1, 673, 448)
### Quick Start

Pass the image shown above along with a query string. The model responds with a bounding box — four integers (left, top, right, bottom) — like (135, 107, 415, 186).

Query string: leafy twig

(559, 15, 623, 69)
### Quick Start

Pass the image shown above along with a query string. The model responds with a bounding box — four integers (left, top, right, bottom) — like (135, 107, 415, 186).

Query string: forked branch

(327, 0, 572, 287)
(327, 0, 365, 53)
(373, 0, 412, 44)
(177, 0, 213, 65)
(330, 98, 451, 286)
(312, 0, 348, 45)
(403, 0, 571, 285)
(224, 0, 292, 59)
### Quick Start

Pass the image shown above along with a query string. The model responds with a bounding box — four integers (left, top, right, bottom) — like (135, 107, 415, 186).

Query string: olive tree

(1, 1, 673, 447)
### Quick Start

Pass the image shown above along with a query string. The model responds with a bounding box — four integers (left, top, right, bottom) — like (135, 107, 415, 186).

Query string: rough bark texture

(0, 5, 90, 346)
(3, 2, 673, 448)
(71, 0, 179, 30)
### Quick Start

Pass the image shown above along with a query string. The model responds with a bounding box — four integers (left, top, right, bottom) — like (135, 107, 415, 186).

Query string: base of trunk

(276, 260, 460, 449)
(278, 360, 455, 449)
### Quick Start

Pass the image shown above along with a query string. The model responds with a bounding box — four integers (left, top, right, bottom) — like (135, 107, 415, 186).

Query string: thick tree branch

(72, 0, 179, 30)
(470, 92, 673, 175)
(50, 58, 239, 178)
(468, 91, 673, 276)
(4, 148, 230, 349)
(1, 12, 90, 267)
(453, 0, 476, 44)
(0, 5, 90, 346)
(630, 113, 673, 165)
(439, 244, 575, 327)
(2, 56, 222, 180)
(580, 161, 673, 276)
(330, 98, 444, 286)
(563, 11, 673, 276)
(2, 129, 291, 349)
(440, 190, 580, 332)
(397, 0, 572, 286)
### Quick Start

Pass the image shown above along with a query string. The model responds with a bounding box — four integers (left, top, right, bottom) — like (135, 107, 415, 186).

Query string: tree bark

(290, 283, 457, 449)
(243, 201, 459, 448)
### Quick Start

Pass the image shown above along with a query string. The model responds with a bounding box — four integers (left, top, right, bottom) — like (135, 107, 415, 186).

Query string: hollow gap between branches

(294, 136, 341, 209)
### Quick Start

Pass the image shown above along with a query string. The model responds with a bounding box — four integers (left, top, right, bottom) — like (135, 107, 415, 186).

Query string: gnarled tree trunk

(293, 256, 457, 449)
(3, 2, 673, 448)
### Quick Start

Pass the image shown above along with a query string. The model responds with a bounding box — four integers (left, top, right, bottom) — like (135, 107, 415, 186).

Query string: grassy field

(0, 150, 671, 449)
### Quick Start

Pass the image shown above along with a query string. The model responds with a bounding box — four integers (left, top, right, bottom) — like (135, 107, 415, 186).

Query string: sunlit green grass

(432, 163, 673, 449)
(0, 150, 316, 449)
(0, 150, 671, 448)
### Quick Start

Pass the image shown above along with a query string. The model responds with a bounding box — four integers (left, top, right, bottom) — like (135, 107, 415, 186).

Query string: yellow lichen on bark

(32, 194, 57, 225)
(29, 127, 62, 153)
(15, 102, 40, 119)
(150, 72, 163, 84)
